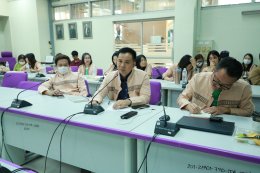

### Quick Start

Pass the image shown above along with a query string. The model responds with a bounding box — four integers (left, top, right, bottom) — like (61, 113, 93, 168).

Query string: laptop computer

(176, 116, 235, 136)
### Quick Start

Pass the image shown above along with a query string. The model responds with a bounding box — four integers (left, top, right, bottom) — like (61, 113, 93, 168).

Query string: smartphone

(131, 104, 150, 109)
(120, 111, 138, 119)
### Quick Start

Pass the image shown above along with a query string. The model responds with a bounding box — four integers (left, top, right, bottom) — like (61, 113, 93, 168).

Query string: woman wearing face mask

(193, 54, 204, 74)
(38, 54, 88, 96)
(202, 50, 220, 72)
(136, 54, 152, 78)
(162, 54, 194, 81)
(78, 53, 96, 75)
(241, 53, 256, 79)
(14, 54, 27, 71)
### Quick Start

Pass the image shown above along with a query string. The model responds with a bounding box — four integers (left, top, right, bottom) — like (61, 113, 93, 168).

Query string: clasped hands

(91, 99, 131, 109)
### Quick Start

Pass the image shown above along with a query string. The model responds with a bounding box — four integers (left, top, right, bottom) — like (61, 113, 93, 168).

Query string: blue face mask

(57, 66, 69, 74)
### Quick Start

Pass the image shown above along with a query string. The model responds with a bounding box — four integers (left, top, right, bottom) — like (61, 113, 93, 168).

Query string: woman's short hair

(55, 54, 71, 65)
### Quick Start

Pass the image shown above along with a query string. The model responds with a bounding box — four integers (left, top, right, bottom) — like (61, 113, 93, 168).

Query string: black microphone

(154, 104, 180, 137)
(159, 105, 170, 122)
(11, 80, 47, 108)
(83, 72, 119, 115)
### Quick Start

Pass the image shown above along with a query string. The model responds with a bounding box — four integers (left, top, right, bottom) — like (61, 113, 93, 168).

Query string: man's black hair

(118, 47, 136, 61)
(216, 57, 243, 80)
(71, 50, 78, 57)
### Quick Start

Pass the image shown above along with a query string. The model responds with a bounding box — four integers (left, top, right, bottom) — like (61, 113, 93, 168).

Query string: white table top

(131, 107, 260, 164)
(0, 87, 162, 137)
(27, 73, 102, 85)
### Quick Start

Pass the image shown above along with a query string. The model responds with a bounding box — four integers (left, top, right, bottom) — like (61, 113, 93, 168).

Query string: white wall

(174, 0, 197, 63)
(0, 0, 8, 16)
(8, 0, 40, 58)
(199, 3, 260, 64)
(54, 11, 174, 70)
(0, 16, 12, 53)
(8, 0, 50, 61)
(36, 0, 51, 58)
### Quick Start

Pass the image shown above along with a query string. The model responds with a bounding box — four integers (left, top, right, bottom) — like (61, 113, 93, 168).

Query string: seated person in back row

(92, 47, 151, 109)
(0, 62, 10, 73)
(177, 57, 254, 117)
(38, 54, 88, 96)
(248, 66, 260, 85)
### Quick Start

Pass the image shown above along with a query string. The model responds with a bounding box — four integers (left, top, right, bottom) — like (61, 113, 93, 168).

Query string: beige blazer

(94, 68, 151, 106)
(177, 72, 254, 116)
(38, 71, 88, 96)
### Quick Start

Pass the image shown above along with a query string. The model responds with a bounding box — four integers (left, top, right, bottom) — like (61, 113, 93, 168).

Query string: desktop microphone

(159, 105, 170, 121)
(10, 80, 47, 108)
(83, 72, 118, 115)
(154, 105, 180, 137)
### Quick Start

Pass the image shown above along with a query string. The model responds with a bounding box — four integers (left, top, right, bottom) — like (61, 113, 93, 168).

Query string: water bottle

(174, 67, 181, 84)
(6, 61, 9, 69)
(182, 68, 188, 87)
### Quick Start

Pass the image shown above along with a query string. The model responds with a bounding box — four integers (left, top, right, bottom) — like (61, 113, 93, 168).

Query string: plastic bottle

(182, 68, 188, 85)
(5, 61, 9, 69)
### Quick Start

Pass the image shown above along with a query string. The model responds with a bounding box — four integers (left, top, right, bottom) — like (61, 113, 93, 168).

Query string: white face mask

(57, 66, 69, 74)
(196, 62, 203, 68)
(19, 61, 25, 65)
(243, 59, 251, 65)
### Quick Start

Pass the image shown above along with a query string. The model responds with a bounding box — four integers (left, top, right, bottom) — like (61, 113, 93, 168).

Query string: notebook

(176, 116, 235, 136)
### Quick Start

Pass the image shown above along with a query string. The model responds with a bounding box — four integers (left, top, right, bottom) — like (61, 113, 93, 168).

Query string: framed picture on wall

(68, 23, 77, 39)
(55, 24, 64, 40)
(82, 21, 92, 39)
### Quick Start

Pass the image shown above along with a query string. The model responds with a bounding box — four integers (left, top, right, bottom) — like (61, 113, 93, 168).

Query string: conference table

(1, 73, 259, 111)
(0, 87, 260, 173)
(132, 107, 260, 173)
(0, 87, 163, 173)
(0, 158, 34, 172)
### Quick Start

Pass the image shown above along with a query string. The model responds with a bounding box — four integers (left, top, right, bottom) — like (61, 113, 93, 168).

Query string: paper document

(189, 111, 211, 118)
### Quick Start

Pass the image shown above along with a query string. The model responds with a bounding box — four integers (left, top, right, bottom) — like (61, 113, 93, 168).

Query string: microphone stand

(11, 81, 46, 108)
(154, 105, 179, 137)
(83, 73, 118, 115)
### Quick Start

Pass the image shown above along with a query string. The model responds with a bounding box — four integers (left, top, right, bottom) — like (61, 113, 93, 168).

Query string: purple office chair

(70, 66, 79, 72)
(46, 66, 54, 74)
(152, 67, 168, 79)
(2, 71, 28, 88)
(96, 68, 103, 76)
(0, 51, 16, 71)
(84, 80, 92, 97)
(17, 81, 41, 91)
(149, 81, 161, 105)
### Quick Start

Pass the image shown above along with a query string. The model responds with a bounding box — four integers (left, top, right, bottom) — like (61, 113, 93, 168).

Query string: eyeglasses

(212, 74, 233, 90)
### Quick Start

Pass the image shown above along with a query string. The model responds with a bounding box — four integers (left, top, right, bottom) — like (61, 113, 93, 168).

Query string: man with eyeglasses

(177, 57, 254, 116)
